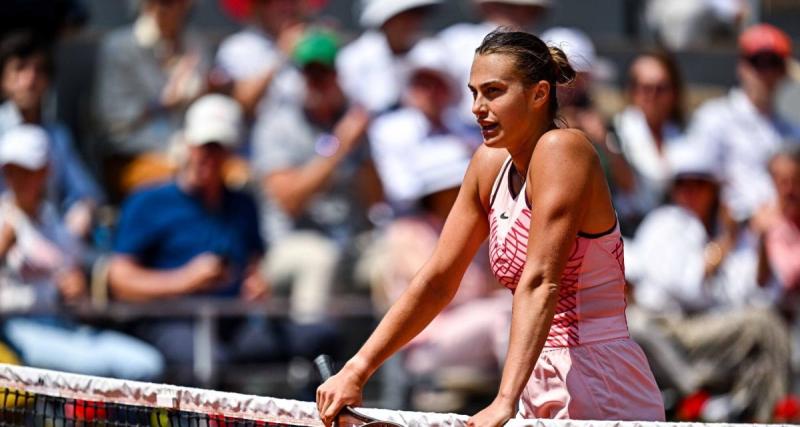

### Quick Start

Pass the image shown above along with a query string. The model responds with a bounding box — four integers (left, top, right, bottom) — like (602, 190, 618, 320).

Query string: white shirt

(614, 106, 686, 211)
(369, 107, 480, 212)
(627, 205, 771, 316)
(215, 27, 303, 113)
(0, 195, 82, 311)
(217, 27, 282, 80)
(336, 31, 413, 114)
(687, 88, 800, 221)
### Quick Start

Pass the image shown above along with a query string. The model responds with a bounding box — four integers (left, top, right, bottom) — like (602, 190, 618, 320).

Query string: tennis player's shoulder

(467, 144, 507, 205)
(470, 144, 508, 179)
(533, 128, 597, 167)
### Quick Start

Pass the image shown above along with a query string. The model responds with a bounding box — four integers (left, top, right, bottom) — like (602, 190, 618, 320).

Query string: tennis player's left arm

(471, 131, 597, 425)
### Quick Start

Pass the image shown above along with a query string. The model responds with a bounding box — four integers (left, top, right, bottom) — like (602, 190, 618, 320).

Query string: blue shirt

(114, 183, 264, 297)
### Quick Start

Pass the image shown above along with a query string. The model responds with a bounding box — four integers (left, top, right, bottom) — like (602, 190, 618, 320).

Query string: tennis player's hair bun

(548, 46, 577, 86)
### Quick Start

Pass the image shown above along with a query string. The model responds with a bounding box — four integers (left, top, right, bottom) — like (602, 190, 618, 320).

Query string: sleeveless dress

(488, 157, 665, 420)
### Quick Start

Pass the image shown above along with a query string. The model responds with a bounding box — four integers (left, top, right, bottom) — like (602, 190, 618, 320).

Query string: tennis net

(0, 364, 468, 426)
(0, 364, 783, 427)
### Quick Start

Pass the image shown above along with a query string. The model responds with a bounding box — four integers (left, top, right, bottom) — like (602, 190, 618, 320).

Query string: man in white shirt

(687, 24, 800, 222)
(336, 0, 441, 114)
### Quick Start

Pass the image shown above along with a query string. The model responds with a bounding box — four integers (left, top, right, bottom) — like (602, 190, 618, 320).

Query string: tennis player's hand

(467, 397, 515, 427)
(316, 368, 364, 427)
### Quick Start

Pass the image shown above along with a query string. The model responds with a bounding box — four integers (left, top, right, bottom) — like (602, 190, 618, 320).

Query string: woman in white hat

(368, 37, 481, 213)
(0, 124, 165, 382)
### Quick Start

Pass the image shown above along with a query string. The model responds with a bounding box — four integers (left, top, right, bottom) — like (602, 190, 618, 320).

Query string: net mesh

(1, 388, 292, 426)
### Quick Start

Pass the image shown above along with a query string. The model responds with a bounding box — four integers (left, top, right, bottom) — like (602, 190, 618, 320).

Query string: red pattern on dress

(489, 207, 586, 346)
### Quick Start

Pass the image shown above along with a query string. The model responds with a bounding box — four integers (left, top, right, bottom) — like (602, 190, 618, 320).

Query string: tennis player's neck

(508, 122, 554, 176)
(508, 142, 536, 180)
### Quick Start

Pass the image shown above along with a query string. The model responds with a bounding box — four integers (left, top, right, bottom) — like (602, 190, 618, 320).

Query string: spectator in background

(337, 0, 441, 114)
(611, 51, 688, 234)
(94, 0, 209, 199)
(0, 125, 163, 381)
(754, 145, 800, 310)
(108, 94, 336, 368)
(645, 0, 747, 51)
(539, 27, 637, 234)
(215, 0, 307, 118)
(253, 31, 380, 323)
(627, 142, 790, 422)
(439, 0, 550, 127)
(0, 31, 103, 240)
(367, 106, 510, 412)
(368, 38, 480, 214)
(752, 145, 800, 402)
(687, 24, 800, 223)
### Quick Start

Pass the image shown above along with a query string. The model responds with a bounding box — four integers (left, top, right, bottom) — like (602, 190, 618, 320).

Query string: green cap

(292, 31, 340, 68)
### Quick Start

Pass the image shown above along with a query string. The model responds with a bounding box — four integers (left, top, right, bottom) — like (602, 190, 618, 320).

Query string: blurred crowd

(0, 0, 799, 423)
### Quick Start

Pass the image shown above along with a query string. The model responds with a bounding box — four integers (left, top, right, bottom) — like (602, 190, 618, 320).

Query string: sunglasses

(744, 53, 785, 71)
(632, 81, 673, 95)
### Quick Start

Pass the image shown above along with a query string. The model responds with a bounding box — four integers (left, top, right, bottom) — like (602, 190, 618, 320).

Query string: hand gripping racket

(314, 355, 404, 427)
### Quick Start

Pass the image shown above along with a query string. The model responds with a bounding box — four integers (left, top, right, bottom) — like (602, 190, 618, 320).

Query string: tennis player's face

(469, 53, 546, 149)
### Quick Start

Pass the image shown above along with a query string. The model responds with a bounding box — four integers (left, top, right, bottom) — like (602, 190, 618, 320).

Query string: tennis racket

(314, 355, 404, 427)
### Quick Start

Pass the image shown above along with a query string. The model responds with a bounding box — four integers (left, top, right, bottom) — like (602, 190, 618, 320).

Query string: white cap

(541, 27, 596, 73)
(667, 142, 722, 182)
(407, 37, 451, 75)
(413, 135, 471, 198)
(406, 38, 458, 94)
(360, 0, 441, 28)
(184, 94, 243, 148)
(0, 125, 50, 170)
(475, 0, 550, 6)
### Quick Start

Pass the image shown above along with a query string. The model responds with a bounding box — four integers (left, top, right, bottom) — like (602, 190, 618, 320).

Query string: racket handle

(314, 354, 335, 380)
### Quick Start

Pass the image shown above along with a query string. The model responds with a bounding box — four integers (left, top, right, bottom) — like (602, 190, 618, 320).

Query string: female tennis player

(317, 30, 665, 426)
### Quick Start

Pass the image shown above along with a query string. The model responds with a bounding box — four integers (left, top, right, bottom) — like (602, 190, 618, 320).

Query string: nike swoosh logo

(500, 212, 509, 219)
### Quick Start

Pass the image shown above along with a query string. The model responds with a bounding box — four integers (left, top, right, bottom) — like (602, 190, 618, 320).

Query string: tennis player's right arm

(316, 152, 491, 426)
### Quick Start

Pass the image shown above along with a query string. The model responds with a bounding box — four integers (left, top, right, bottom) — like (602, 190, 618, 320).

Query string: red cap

(219, 0, 328, 22)
(739, 24, 792, 58)
(220, 0, 250, 21)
